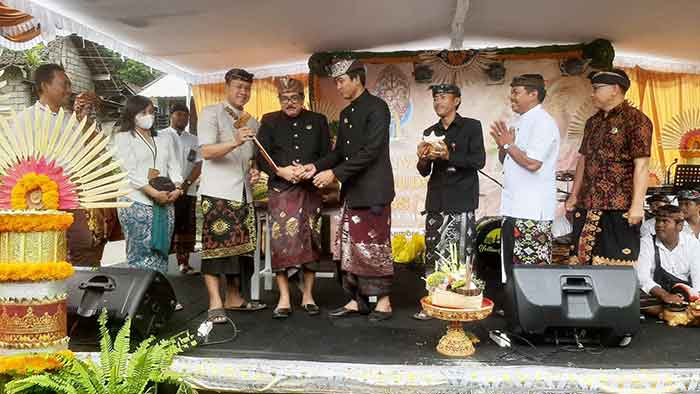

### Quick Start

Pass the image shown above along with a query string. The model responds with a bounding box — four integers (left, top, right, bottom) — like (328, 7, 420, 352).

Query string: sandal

(412, 310, 433, 321)
(207, 308, 228, 324)
(225, 301, 267, 311)
(301, 304, 320, 316)
(179, 264, 197, 275)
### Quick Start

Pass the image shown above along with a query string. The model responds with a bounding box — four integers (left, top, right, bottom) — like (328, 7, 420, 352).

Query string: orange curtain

(623, 66, 700, 183)
(192, 74, 309, 120)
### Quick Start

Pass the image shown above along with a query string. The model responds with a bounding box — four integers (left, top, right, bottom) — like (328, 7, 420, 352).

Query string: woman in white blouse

(113, 95, 184, 273)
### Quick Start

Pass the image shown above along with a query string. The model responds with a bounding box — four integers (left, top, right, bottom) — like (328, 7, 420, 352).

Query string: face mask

(135, 113, 154, 130)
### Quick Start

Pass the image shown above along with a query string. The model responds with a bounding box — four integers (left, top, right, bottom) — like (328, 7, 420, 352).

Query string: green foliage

(88, 46, 162, 88)
(450, 279, 466, 290)
(114, 59, 161, 88)
(5, 310, 197, 394)
(22, 44, 46, 71)
(426, 271, 447, 288)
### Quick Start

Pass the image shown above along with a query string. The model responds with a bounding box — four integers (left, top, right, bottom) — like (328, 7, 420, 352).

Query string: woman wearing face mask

(113, 95, 184, 273)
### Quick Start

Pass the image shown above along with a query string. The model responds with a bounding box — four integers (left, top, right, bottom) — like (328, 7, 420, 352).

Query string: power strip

(489, 330, 512, 348)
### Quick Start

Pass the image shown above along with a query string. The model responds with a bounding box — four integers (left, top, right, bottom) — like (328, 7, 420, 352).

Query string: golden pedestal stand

(420, 296, 493, 357)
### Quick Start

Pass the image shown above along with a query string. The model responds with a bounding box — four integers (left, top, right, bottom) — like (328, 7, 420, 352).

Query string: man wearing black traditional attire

(257, 77, 330, 319)
(305, 58, 396, 322)
(414, 83, 485, 320)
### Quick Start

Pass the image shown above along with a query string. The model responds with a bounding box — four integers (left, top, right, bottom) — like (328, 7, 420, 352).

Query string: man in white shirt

(15, 64, 102, 268)
(678, 189, 700, 239)
(161, 103, 201, 274)
(490, 74, 560, 323)
(640, 194, 670, 238)
(635, 204, 700, 316)
(198, 68, 265, 323)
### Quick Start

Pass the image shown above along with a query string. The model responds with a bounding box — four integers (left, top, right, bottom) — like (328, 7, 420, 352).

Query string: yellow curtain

(192, 74, 309, 120)
(623, 66, 700, 183)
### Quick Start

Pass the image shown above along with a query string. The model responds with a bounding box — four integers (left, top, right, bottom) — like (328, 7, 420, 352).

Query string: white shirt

(640, 217, 656, 238)
(197, 102, 258, 202)
(161, 127, 201, 196)
(683, 221, 700, 239)
(12, 102, 74, 165)
(635, 232, 700, 294)
(112, 130, 183, 206)
(642, 218, 700, 239)
(500, 104, 561, 221)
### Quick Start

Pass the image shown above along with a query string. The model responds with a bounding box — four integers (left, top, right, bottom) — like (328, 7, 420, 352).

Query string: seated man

(640, 193, 670, 237)
(635, 204, 700, 316)
(678, 189, 700, 239)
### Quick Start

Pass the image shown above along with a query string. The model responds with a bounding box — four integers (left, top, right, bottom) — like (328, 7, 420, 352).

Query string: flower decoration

(0, 159, 77, 210)
(0, 350, 73, 376)
(0, 212, 74, 232)
(0, 261, 75, 282)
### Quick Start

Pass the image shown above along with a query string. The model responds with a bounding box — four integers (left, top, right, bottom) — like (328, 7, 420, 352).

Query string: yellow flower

(0, 350, 73, 375)
(0, 213, 74, 232)
(0, 261, 74, 282)
(10, 173, 60, 210)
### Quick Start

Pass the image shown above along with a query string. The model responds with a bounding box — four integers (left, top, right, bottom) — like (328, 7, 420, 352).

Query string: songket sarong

(569, 209, 639, 266)
(200, 195, 256, 274)
(500, 216, 553, 327)
(171, 195, 197, 257)
(268, 185, 322, 272)
(424, 211, 475, 274)
(116, 199, 175, 273)
(334, 204, 393, 298)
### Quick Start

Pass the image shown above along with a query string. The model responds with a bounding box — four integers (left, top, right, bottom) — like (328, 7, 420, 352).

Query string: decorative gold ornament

(420, 296, 493, 357)
(0, 301, 67, 347)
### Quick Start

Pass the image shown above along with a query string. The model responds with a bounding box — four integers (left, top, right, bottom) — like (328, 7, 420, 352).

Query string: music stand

(673, 164, 700, 190)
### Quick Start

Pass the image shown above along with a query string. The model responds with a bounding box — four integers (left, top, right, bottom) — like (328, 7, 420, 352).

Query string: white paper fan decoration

(0, 105, 132, 210)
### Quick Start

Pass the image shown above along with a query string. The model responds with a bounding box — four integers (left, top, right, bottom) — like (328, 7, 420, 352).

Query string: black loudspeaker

(511, 265, 640, 344)
(66, 267, 177, 339)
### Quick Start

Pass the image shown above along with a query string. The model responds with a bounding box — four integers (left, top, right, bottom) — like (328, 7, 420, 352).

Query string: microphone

(666, 158, 679, 185)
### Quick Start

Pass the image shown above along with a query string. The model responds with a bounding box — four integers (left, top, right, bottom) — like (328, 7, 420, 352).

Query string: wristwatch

(502, 143, 512, 151)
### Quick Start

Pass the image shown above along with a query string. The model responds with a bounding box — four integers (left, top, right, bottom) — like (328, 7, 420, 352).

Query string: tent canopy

(139, 74, 188, 98)
(5, 0, 700, 83)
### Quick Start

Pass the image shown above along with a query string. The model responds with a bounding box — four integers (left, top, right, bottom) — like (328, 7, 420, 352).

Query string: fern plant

(5, 310, 197, 394)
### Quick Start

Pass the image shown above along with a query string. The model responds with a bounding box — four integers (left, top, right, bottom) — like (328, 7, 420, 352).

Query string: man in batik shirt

(566, 69, 652, 266)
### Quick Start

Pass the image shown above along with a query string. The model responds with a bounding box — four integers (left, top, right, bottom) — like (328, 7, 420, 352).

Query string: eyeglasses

(279, 95, 303, 104)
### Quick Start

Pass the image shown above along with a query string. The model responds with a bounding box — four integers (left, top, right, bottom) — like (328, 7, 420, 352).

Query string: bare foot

(343, 300, 359, 311)
(301, 294, 316, 307)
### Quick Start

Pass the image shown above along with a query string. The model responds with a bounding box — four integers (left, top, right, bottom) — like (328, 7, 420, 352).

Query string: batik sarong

(569, 209, 639, 266)
(200, 195, 256, 275)
(116, 199, 175, 273)
(268, 185, 322, 272)
(334, 204, 393, 298)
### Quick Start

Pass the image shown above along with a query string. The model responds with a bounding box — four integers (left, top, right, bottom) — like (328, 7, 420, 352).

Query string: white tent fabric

(139, 74, 188, 98)
(4, 0, 700, 82)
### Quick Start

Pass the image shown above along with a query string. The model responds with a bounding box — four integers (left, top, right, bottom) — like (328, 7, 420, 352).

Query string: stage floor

(70, 262, 700, 393)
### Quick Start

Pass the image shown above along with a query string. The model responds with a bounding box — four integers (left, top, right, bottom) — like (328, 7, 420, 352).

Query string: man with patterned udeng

(256, 77, 330, 319)
(304, 58, 396, 322)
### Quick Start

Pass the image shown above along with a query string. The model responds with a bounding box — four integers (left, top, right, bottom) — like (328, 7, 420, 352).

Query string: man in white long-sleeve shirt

(635, 204, 700, 316)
